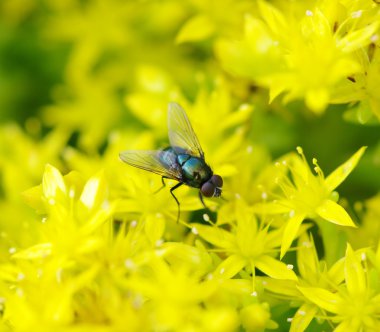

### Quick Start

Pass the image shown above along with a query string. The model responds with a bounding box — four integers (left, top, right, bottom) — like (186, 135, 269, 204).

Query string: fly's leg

(198, 191, 215, 223)
(198, 191, 208, 210)
(170, 182, 183, 223)
(154, 176, 169, 194)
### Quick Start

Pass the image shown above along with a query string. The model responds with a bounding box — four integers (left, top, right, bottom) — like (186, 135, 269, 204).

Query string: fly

(119, 102, 223, 222)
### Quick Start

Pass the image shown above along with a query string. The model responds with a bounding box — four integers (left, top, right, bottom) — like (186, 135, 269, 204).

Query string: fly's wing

(119, 150, 182, 181)
(168, 102, 204, 159)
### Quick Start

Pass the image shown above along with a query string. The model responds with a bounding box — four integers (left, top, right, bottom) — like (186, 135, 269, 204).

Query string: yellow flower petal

(345, 244, 366, 296)
(327, 256, 346, 285)
(290, 303, 318, 332)
(214, 255, 247, 279)
(281, 213, 306, 258)
(193, 224, 235, 249)
(145, 214, 165, 245)
(79, 170, 106, 210)
(337, 22, 379, 53)
(240, 303, 272, 332)
(325, 147, 367, 192)
(215, 15, 283, 79)
(258, 277, 298, 297)
(316, 199, 356, 227)
(255, 255, 297, 281)
(42, 164, 66, 199)
(176, 15, 215, 43)
(22, 184, 45, 213)
(333, 321, 354, 332)
(305, 88, 329, 113)
(252, 202, 291, 214)
(11, 243, 52, 260)
(257, 0, 287, 37)
(297, 233, 319, 280)
(161, 242, 212, 274)
(297, 286, 341, 314)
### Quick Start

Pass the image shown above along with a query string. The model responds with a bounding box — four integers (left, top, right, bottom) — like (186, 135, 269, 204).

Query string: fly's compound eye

(211, 175, 223, 188)
(201, 182, 215, 197)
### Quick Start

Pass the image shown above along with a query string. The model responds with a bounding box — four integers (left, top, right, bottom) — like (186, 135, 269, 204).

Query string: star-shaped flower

(253, 146, 366, 257)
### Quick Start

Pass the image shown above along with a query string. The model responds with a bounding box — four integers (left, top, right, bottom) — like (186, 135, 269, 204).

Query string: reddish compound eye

(211, 175, 223, 188)
(201, 182, 215, 197)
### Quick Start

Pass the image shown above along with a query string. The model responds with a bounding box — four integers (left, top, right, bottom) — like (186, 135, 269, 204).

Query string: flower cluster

(216, 0, 380, 119)
(0, 0, 380, 331)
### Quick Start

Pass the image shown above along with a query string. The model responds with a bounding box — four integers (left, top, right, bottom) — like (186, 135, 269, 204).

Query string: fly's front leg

(198, 191, 208, 210)
(198, 191, 215, 222)
(170, 182, 183, 222)
(154, 176, 169, 194)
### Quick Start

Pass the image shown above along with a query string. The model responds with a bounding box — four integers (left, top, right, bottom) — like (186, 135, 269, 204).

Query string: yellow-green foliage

(1, 0, 380, 331)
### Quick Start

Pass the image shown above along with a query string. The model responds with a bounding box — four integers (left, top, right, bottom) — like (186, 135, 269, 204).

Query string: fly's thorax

(177, 154, 212, 188)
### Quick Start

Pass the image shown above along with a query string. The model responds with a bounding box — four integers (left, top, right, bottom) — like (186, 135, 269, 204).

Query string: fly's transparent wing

(119, 150, 182, 181)
(168, 102, 204, 158)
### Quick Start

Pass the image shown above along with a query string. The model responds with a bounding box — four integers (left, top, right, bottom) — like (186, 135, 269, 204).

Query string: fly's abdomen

(179, 155, 212, 188)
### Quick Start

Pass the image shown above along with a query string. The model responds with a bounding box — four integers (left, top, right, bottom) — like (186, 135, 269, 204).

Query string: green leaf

(344, 101, 379, 125)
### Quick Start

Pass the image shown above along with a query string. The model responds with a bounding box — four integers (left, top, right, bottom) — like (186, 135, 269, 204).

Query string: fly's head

(200, 175, 223, 198)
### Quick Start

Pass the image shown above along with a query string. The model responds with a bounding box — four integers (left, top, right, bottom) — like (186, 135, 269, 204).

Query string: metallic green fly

(119, 102, 223, 221)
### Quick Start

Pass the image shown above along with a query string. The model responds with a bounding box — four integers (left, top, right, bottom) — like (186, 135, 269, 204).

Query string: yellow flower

(347, 193, 380, 249)
(2, 0, 380, 330)
(253, 146, 366, 257)
(0, 125, 68, 256)
(176, 0, 253, 43)
(193, 201, 298, 293)
(334, 45, 380, 123)
(126, 256, 239, 332)
(260, 232, 364, 332)
(22, 164, 113, 259)
(43, 77, 122, 152)
(330, 1, 380, 120)
(216, 0, 379, 113)
(299, 244, 380, 331)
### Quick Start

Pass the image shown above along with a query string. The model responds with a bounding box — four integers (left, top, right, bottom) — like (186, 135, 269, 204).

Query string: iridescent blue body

(160, 147, 213, 188)
(119, 102, 223, 222)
